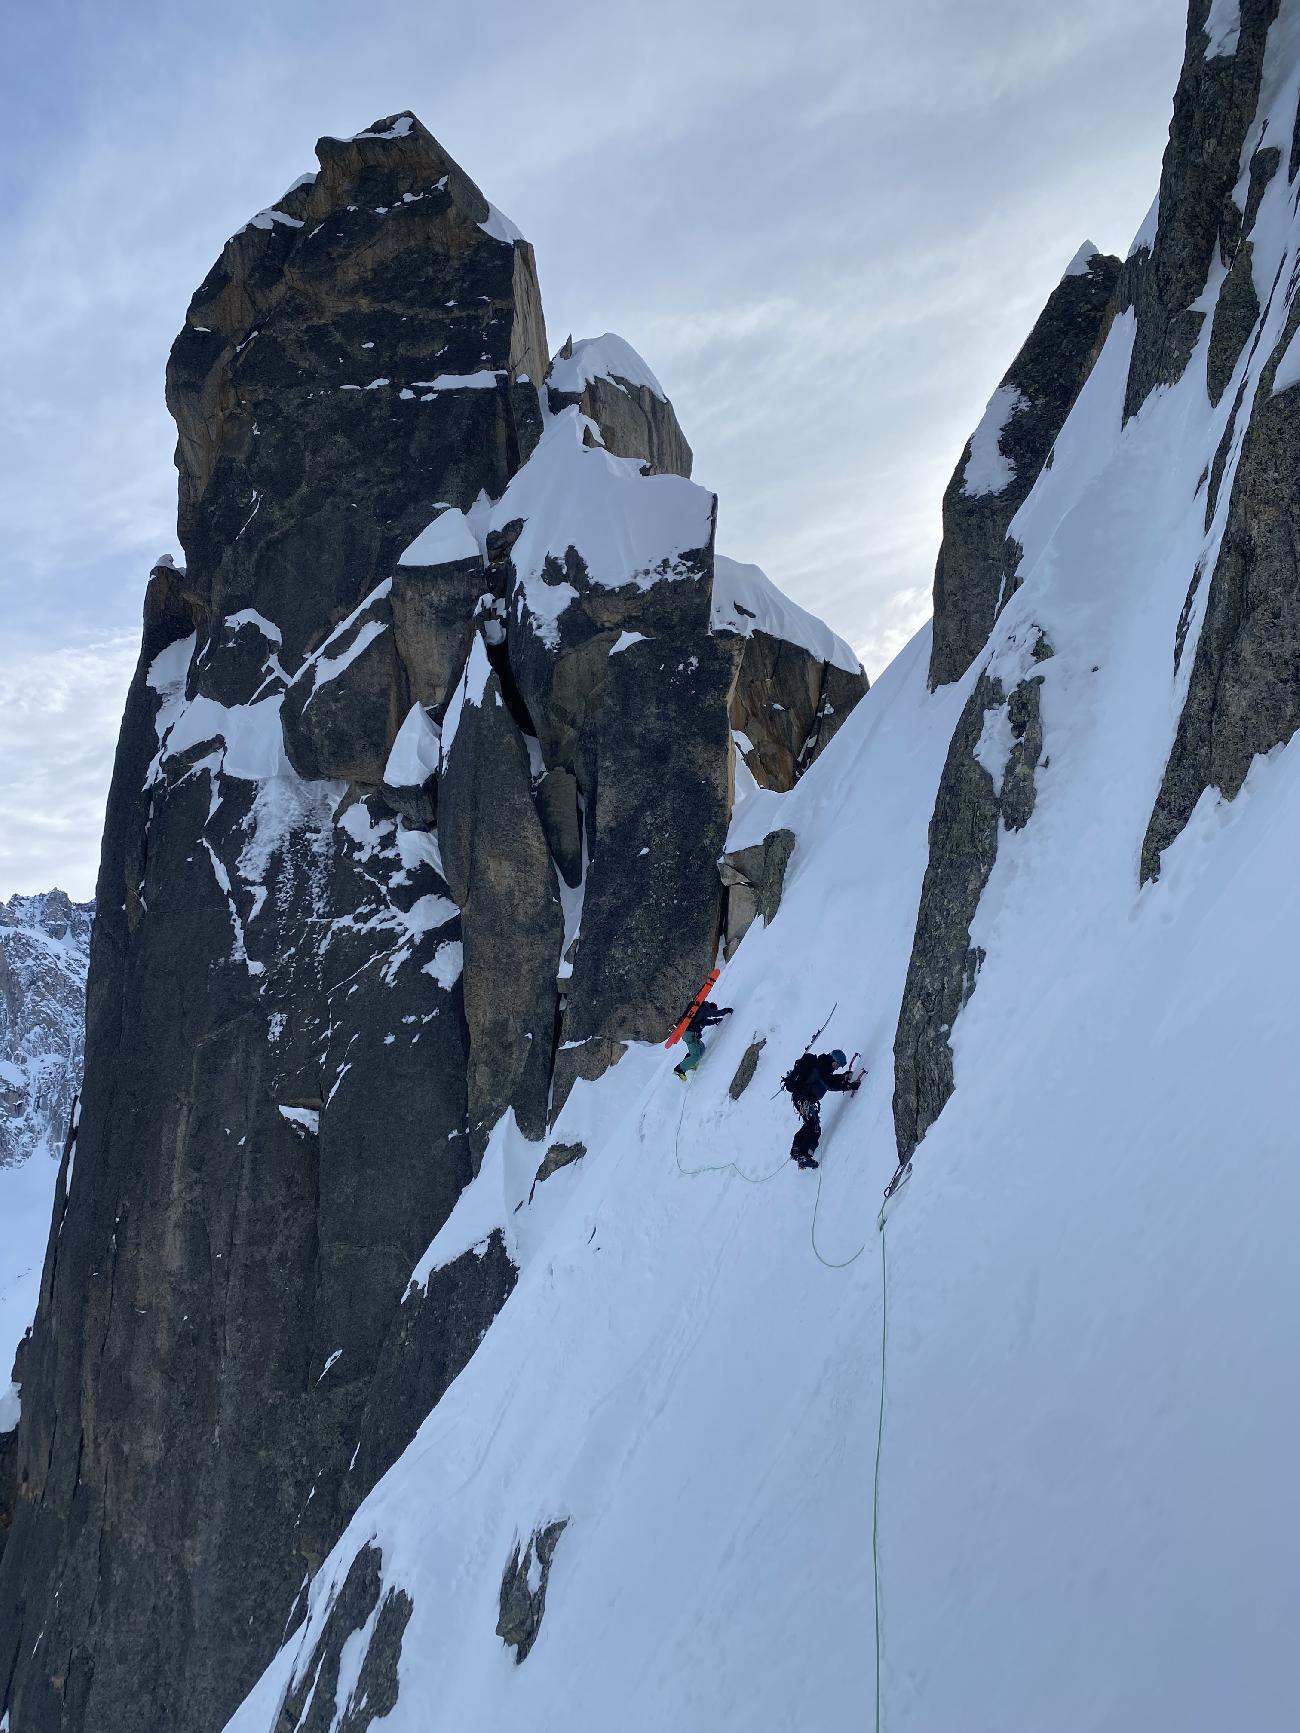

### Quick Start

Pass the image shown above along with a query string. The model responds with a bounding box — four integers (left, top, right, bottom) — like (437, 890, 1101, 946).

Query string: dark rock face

(0, 114, 545, 1733)
(929, 251, 1120, 688)
(391, 553, 483, 715)
(439, 645, 563, 1159)
(536, 766, 583, 886)
(728, 631, 867, 790)
(1143, 293, 1300, 880)
(1121, 0, 1279, 422)
(0, 114, 863, 1733)
(0, 891, 93, 1169)
(720, 828, 796, 959)
(168, 117, 546, 666)
(274, 1544, 412, 1733)
(280, 584, 406, 783)
(337, 1233, 517, 1534)
(893, 636, 1051, 1165)
(1137, 6, 1300, 881)
(1206, 239, 1261, 407)
(501, 455, 734, 1101)
(496, 1518, 569, 1663)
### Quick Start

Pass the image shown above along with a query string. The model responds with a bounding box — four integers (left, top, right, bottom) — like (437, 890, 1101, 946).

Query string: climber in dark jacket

(674, 1001, 732, 1079)
(782, 1049, 860, 1168)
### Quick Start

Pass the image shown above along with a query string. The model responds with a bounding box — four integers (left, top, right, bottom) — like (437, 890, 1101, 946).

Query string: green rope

(809, 1098, 870, 1267)
(872, 1220, 889, 1732)
(672, 1085, 789, 1185)
(809, 1159, 869, 1267)
(669, 1063, 890, 1726)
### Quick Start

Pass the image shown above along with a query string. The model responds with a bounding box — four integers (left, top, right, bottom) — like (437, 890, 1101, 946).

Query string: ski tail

(664, 968, 721, 1048)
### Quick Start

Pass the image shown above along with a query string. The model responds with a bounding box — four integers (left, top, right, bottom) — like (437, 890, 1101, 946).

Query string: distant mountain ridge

(0, 890, 91, 1169)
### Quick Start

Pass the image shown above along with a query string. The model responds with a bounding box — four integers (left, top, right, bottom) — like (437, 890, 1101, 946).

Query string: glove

(850, 1077, 862, 1093)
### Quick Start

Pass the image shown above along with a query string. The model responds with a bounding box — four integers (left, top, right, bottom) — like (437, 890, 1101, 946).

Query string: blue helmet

(830, 1048, 847, 1066)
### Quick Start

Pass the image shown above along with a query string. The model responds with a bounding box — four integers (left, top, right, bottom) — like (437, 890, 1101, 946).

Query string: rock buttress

(1143, 290, 1300, 878)
(0, 113, 544, 1733)
(929, 249, 1119, 689)
(1121, 0, 1280, 422)
(0, 118, 865, 1733)
(894, 633, 1052, 1166)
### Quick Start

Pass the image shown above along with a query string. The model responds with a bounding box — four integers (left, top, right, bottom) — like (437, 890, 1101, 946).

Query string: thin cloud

(0, 633, 138, 900)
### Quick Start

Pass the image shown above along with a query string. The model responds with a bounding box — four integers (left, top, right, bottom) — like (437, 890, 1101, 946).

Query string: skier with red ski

(781, 1049, 861, 1168)
(664, 969, 733, 1079)
(673, 998, 733, 1079)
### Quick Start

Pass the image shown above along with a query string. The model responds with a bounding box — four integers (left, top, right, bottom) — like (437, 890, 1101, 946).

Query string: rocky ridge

(0, 113, 865, 1733)
(928, 245, 1120, 689)
(897, 0, 1300, 1181)
(0, 891, 91, 1171)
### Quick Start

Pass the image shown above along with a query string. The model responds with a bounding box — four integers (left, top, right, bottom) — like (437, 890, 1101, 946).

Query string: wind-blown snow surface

(713, 554, 862, 673)
(228, 59, 1300, 1733)
(546, 333, 668, 400)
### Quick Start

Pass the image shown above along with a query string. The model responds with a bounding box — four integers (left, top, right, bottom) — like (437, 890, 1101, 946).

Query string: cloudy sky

(0, 0, 1185, 899)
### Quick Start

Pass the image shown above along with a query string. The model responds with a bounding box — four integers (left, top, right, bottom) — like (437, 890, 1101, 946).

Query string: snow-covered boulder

(546, 332, 693, 478)
(713, 555, 867, 791)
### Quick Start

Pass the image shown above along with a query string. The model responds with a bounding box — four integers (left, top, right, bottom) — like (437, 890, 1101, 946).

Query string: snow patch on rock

(961, 384, 1028, 497)
(399, 508, 483, 568)
(1203, 0, 1240, 57)
(384, 704, 441, 788)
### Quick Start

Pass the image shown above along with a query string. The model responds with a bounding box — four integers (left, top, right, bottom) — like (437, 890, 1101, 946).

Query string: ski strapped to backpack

(664, 968, 721, 1048)
(770, 1002, 839, 1097)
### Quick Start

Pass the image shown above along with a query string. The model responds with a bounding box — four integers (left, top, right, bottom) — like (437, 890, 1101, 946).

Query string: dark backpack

(782, 1052, 821, 1098)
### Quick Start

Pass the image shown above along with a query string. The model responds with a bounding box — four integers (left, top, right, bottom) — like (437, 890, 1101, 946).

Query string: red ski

(664, 969, 721, 1048)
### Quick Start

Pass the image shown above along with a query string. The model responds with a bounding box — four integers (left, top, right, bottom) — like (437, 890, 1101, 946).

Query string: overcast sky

(0, 0, 1186, 900)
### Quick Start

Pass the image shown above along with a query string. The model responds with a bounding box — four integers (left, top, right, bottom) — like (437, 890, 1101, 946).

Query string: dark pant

(790, 1098, 822, 1165)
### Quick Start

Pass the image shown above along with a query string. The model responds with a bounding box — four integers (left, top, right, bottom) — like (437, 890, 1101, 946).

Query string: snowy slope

(223, 22, 1300, 1733)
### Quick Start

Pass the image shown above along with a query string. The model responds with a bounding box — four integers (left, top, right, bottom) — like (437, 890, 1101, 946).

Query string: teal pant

(678, 1031, 705, 1073)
